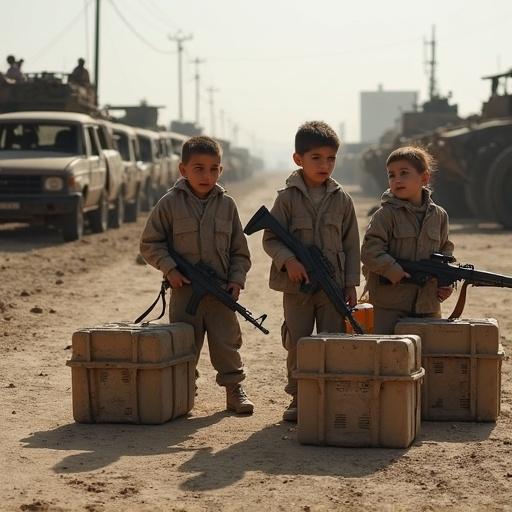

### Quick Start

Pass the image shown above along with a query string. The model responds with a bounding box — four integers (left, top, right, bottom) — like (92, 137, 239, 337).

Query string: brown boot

(226, 384, 254, 414)
(282, 396, 297, 422)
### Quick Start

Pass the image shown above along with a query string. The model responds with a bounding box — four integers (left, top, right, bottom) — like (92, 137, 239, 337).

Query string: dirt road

(1, 173, 511, 511)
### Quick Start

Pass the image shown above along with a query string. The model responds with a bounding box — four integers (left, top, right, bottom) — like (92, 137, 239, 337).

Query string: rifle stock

(244, 206, 364, 335)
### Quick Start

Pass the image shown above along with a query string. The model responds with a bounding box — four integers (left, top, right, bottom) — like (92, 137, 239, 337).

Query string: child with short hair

(140, 135, 254, 414)
(361, 145, 454, 334)
(262, 121, 361, 422)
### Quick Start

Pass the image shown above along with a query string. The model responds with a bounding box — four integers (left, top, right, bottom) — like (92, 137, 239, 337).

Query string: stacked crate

(295, 334, 423, 448)
(395, 318, 504, 421)
(67, 322, 196, 424)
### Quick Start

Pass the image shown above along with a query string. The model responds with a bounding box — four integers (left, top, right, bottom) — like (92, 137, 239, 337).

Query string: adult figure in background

(69, 58, 90, 86)
(5, 55, 23, 83)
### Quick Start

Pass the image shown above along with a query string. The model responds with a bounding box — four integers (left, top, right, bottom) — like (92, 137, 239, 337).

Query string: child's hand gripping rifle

(244, 206, 364, 334)
(382, 253, 512, 318)
(136, 246, 269, 334)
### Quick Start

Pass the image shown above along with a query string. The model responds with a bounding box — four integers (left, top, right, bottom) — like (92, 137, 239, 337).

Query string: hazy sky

(3, 0, 512, 166)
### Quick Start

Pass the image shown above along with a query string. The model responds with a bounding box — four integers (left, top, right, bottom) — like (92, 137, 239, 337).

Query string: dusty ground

(1, 173, 511, 512)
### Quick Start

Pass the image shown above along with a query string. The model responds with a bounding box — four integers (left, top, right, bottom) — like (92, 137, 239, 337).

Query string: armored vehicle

(362, 94, 461, 199)
(0, 72, 98, 115)
(425, 69, 512, 227)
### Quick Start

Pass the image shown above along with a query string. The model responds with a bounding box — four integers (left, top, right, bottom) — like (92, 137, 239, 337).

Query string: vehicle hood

(0, 152, 80, 173)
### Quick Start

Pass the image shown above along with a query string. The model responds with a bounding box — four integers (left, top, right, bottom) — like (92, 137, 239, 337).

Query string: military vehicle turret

(0, 72, 98, 116)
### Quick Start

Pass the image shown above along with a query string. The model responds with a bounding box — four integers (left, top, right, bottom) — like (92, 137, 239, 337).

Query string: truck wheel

(108, 191, 124, 229)
(124, 187, 140, 223)
(89, 191, 109, 233)
(486, 147, 512, 229)
(140, 180, 158, 212)
(61, 197, 84, 242)
(141, 180, 153, 212)
(432, 170, 473, 218)
(464, 146, 501, 220)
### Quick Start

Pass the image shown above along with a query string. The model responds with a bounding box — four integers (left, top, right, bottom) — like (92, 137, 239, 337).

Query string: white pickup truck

(0, 111, 124, 241)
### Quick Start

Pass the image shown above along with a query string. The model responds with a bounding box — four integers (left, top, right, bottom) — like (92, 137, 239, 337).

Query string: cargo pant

(374, 306, 441, 335)
(169, 286, 245, 386)
(282, 290, 345, 396)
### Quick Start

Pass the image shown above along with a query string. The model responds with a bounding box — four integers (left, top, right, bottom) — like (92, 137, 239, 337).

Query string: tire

(140, 180, 153, 212)
(431, 170, 473, 218)
(108, 191, 124, 229)
(485, 147, 512, 229)
(464, 146, 501, 220)
(61, 197, 84, 242)
(89, 191, 109, 233)
(124, 187, 140, 223)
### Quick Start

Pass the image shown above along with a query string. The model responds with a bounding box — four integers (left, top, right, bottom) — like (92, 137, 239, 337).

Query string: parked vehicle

(0, 111, 113, 241)
(161, 130, 187, 190)
(95, 120, 124, 228)
(156, 132, 177, 196)
(111, 123, 143, 223)
(134, 127, 162, 210)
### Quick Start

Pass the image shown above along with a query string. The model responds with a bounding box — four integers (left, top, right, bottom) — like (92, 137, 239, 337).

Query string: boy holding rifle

(261, 121, 360, 422)
(140, 136, 254, 414)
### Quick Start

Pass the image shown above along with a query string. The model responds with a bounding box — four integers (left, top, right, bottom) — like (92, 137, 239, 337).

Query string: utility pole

(94, 0, 100, 105)
(425, 25, 437, 100)
(219, 109, 225, 138)
(169, 31, 193, 121)
(191, 57, 205, 126)
(232, 122, 239, 145)
(207, 86, 219, 136)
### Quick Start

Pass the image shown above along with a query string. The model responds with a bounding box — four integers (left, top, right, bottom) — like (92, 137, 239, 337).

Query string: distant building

(360, 85, 418, 143)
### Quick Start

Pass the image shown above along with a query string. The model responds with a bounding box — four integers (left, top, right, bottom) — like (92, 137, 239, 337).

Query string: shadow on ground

(0, 224, 65, 251)
(21, 413, 410, 487)
(20, 410, 497, 491)
(20, 411, 227, 473)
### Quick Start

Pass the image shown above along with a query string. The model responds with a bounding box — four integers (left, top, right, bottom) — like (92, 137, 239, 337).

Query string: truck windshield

(0, 122, 81, 154)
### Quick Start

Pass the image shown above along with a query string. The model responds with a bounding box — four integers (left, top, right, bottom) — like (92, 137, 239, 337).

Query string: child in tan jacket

(262, 121, 361, 422)
(140, 136, 254, 414)
(361, 146, 455, 334)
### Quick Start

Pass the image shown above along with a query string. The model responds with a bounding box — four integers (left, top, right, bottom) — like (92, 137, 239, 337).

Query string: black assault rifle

(381, 253, 512, 318)
(383, 253, 512, 288)
(244, 206, 364, 334)
(135, 246, 269, 335)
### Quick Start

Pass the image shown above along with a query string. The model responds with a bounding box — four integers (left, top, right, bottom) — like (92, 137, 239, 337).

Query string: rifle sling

(448, 280, 470, 320)
(134, 279, 169, 324)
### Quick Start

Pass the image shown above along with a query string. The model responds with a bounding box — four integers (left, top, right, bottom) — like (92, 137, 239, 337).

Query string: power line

(130, 0, 173, 32)
(109, 0, 175, 55)
(145, 0, 180, 30)
(31, 0, 93, 64)
(84, 0, 91, 64)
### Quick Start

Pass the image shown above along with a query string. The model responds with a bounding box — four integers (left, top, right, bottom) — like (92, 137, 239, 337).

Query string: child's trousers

(374, 306, 441, 335)
(282, 290, 345, 396)
(169, 286, 245, 386)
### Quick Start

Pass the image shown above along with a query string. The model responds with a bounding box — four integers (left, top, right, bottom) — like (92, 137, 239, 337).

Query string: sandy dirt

(1, 173, 511, 512)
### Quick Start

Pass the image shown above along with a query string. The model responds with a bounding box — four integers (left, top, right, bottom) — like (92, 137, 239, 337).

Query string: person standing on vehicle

(69, 58, 90, 86)
(5, 55, 23, 83)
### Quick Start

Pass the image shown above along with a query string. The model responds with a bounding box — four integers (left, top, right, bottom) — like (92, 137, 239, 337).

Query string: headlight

(43, 177, 64, 191)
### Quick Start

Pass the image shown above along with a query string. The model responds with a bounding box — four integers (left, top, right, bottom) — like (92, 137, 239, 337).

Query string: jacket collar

(381, 187, 432, 213)
(284, 169, 340, 196)
(174, 177, 225, 199)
